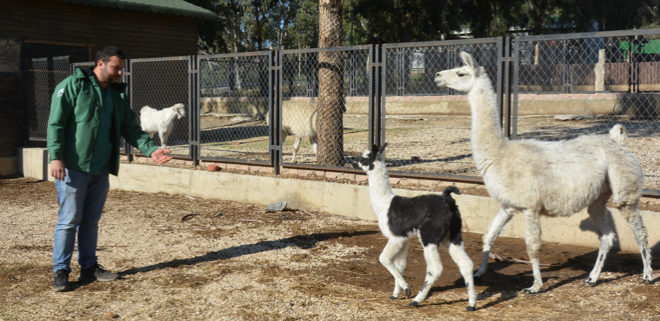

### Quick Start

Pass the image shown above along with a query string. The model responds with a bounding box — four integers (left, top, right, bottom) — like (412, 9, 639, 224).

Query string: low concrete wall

(19, 148, 48, 179)
(20, 147, 660, 255)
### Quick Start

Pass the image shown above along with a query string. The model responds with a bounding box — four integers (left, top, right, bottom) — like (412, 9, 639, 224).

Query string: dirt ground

(1, 178, 659, 321)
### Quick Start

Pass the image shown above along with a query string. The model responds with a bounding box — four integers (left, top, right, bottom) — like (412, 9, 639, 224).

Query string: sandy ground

(1, 177, 659, 321)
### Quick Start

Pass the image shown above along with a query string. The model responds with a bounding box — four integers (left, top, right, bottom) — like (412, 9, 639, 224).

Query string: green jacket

(47, 67, 158, 176)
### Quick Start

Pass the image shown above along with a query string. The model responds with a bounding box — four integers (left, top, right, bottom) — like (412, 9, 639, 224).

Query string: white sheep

(354, 144, 477, 311)
(268, 102, 318, 162)
(140, 103, 186, 148)
(434, 52, 652, 293)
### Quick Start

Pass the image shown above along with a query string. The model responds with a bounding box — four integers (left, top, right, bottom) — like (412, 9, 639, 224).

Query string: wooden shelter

(0, 0, 215, 176)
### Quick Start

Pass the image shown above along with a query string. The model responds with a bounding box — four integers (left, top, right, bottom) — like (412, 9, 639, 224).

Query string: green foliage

(288, 0, 319, 49)
(345, 0, 465, 43)
(187, 0, 660, 53)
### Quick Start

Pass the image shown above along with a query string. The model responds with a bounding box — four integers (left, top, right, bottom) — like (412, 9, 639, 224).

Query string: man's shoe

(53, 269, 70, 292)
(79, 263, 118, 282)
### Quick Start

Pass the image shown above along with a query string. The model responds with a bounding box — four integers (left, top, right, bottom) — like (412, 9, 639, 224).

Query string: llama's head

(434, 51, 485, 92)
(352, 143, 387, 171)
(172, 103, 186, 119)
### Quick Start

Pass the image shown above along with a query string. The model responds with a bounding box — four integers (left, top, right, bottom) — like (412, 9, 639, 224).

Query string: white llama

(354, 144, 477, 310)
(434, 51, 652, 293)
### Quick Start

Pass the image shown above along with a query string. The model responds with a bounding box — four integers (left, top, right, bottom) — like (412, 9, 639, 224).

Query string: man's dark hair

(94, 46, 127, 64)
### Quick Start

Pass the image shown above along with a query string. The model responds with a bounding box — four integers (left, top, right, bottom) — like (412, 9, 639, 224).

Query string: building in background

(0, 0, 215, 176)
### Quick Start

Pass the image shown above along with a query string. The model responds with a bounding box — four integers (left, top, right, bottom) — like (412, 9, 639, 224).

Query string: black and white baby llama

(354, 144, 477, 311)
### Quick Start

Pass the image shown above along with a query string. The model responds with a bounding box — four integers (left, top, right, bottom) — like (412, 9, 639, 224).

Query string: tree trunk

(317, 0, 344, 166)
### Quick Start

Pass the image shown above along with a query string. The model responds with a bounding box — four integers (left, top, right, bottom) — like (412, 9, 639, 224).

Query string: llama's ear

(476, 66, 486, 77)
(374, 143, 387, 160)
(370, 144, 379, 154)
(460, 52, 474, 69)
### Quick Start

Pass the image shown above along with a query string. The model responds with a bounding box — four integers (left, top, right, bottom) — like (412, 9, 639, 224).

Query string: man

(47, 46, 172, 292)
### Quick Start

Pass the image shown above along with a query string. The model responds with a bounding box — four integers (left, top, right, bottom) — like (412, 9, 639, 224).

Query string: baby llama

(354, 144, 477, 310)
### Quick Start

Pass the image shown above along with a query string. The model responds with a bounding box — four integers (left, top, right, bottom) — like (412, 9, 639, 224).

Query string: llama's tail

(442, 186, 461, 209)
(443, 186, 461, 198)
(609, 124, 626, 145)
(443, 186, 463, 245)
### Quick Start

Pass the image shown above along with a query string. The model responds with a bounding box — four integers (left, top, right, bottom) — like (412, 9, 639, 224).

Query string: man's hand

(51, 160, 66, 181)
(150, 148, 172, 164)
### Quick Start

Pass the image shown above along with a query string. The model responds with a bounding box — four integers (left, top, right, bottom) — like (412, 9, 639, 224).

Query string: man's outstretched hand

(151, 148, 172, 164)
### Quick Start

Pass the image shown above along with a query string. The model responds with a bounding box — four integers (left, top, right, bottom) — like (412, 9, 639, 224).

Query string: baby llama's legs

(523, 209, 543, 293)
(475, 207, 515, 279)
(446, 241, 477, 311)
(585, 195, 616, 285)
(410, 243, 443, 307)
(619, 202, 653, 283)
(380, 237, 410, 299)
(391, 241, 410, 299)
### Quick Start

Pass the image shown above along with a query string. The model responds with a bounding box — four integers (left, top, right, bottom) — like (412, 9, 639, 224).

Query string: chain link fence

(198, 52, 270, 163)
(25, 56, 71, 141)
(382, 40, 501, 178)
(22, 28, 659, 192)
(129, 56, 191, 158)
(280, 46, 371, 166)
(513, 29, 660, 191)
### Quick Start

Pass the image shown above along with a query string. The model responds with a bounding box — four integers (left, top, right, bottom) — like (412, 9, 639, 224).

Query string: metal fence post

(511, 37, 520, 138)
(269, 49, 282, 175)
(629, 35, 641, 93)
(124, 59, 134, 162)
(189, 55, 200, 166)
(500, 36, 513, 138)
(368, 43, 384, 148)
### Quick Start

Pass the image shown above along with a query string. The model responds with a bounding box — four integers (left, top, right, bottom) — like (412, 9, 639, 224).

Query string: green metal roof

(57, 0, 217, 20)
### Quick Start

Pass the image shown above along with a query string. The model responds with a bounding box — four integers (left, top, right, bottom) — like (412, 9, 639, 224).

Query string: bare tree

(317, 0, 344, 166)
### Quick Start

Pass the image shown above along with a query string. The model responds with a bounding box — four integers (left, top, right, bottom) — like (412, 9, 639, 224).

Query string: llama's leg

(280, 131, 288, 159)
(391, 241, 410, 299)
(380, 237, 410, 299)
(410, 243, 443, 307)
(310, 136, 317, 156)
(619, 202, 653, 283)
(446, 240, 477, 311)
(523, 209, 543, 293)
(585, 196, 616, 286)
(291, 136, 302, 162)
(475, 207, 515, 279)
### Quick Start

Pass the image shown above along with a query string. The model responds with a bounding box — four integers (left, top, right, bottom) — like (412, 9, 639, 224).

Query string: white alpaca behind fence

(354, 144, 477, 311)
(140, 103, 186, 148)
(434, 51, 652, 293)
